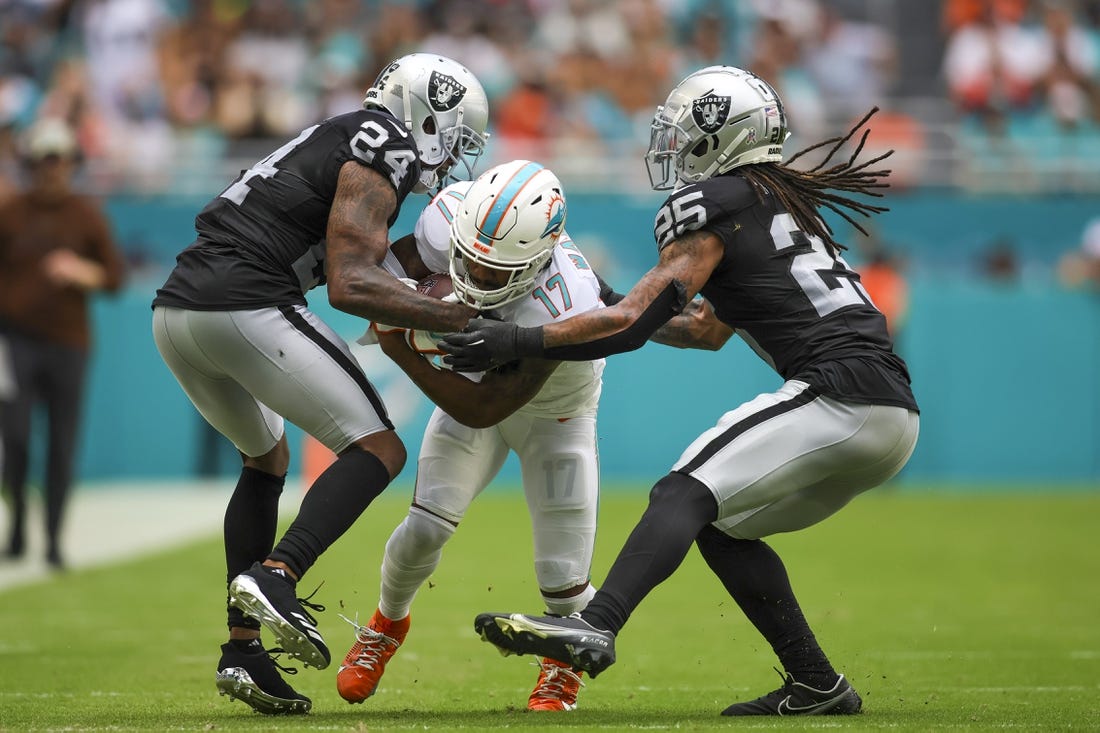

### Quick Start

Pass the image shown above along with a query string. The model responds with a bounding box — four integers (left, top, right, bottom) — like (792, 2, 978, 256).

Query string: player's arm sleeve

(540, 224, 724, 359)
(541, 279, 688, 360)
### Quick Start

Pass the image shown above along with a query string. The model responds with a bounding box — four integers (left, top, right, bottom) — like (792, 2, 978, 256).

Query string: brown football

(417, 272, 453, 299)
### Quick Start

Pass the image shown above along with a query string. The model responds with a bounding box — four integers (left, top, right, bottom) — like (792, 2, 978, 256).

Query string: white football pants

(378, 407, 599, 619)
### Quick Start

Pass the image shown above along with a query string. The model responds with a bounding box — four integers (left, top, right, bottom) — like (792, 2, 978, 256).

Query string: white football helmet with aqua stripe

(449, 159, 566, 310)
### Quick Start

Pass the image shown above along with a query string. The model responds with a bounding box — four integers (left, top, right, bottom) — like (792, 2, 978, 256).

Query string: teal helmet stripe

(476, 160, 545, 245)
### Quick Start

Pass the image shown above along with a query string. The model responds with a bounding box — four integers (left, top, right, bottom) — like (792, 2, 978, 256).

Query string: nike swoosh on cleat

(776, 695, 845, 715)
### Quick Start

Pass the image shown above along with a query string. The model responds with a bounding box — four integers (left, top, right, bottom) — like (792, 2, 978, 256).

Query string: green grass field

(1, 487, 1098, 731)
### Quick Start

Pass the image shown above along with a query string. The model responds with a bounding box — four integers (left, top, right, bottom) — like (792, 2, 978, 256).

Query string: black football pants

(0, 330, 88, 558)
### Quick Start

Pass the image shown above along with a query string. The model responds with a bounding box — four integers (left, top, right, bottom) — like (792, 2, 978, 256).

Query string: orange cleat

(527, 657, 584, 711)
(336, 609, 410, 703)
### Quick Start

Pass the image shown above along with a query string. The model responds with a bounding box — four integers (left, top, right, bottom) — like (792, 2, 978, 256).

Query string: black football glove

(439, 318, 544, 372)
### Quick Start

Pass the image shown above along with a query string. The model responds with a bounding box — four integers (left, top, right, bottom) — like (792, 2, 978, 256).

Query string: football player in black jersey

(151, 53, 489, 714)
(448, 66, 920, 716)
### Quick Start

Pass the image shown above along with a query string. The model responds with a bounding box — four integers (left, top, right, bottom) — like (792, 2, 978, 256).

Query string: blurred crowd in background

(1, 0, 1099, 505)
(2, 0, 1100, 197)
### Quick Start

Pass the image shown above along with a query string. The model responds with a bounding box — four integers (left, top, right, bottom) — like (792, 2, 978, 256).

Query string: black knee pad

(646, 472, 719, 524)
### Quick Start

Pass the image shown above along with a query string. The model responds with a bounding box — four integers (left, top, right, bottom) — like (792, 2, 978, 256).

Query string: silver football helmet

(449, 159, 566, 310)
(364, 53, 490, 193)
(645, 65, 789, 190)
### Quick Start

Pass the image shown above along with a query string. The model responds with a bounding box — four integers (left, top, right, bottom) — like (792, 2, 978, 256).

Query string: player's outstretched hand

(439, 318, 542, 372)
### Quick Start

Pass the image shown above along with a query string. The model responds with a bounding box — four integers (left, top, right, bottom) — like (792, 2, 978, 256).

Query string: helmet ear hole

(422, 117, 436, 135)
(691, 138, 710, 157)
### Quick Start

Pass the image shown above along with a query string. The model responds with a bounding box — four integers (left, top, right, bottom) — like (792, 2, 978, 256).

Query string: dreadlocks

(739, 108, 893, 256)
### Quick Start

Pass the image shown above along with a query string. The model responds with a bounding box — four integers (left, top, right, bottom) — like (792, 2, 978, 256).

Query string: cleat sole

(473, 614, 614, 678)
(229, 575, 329, 670)
(215, 667, 311, 715)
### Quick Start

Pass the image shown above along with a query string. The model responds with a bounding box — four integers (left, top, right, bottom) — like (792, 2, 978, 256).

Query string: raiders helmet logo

(428, 71, 467, 112)
(692, 94, 730, 134)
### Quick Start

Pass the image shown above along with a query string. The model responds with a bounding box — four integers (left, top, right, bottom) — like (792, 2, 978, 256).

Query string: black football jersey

(654, 174, 918, 411)
(153, 109, 421, 309)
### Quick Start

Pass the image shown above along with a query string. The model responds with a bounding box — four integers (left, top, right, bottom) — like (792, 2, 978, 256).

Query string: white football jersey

(414, 182, 605, 419)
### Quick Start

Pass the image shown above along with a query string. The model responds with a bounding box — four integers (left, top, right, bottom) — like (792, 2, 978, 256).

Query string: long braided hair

(738, 108, 893, 256)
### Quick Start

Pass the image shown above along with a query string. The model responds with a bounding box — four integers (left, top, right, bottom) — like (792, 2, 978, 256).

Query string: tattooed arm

(533, 229, 725, 359)
(325, 161, 472, 331)
(650, 297, 734, 351)
(377, 329, 559, 428)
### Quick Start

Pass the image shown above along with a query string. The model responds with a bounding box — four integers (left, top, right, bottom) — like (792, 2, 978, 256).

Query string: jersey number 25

(770, 213, 876, 318)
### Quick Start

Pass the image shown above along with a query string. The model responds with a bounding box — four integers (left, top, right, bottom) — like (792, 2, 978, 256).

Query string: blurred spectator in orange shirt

(857, 231, 909, 339)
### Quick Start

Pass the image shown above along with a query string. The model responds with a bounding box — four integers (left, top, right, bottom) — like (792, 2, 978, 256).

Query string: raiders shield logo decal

(692, 94, 730, 134)
(428, 71, 467, 112)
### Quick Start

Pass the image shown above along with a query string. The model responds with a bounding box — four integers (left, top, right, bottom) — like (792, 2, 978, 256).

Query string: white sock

(379, 508, 455, 621)
(544, 582, 597, 617)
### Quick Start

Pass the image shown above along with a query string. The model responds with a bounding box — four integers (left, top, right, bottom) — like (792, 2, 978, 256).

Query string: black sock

(269, 447, 391, 579)
(229, 637, 265, 653)
(695, 526, 837, 689)
(225, 467, 285, 631)
(582, 472, 717, 634)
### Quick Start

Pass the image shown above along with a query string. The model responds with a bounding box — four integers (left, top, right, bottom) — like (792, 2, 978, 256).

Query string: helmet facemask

(449, 240, 555, 310)
(645, 106, 689, 190)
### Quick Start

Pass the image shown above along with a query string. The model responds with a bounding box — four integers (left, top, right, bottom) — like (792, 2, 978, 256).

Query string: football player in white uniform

(335, 160, 605, 711)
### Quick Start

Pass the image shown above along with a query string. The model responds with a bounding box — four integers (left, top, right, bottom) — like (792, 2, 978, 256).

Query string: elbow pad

(544, 280, 687, 360)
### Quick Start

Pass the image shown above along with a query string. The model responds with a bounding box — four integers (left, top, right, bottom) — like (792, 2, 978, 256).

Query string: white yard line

(0, 479, 277, 592)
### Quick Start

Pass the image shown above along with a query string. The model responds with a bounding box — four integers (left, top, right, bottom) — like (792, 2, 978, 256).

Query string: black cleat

(229, 562, 330, 669)
(474, 612, 616, 678)
(721, 671, 862, 716)
(215, 641, 311, 715)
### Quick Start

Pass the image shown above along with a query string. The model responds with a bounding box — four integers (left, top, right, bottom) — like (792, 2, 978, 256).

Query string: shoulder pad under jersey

(413, 181, 472, 273)
(653, 175, 757, 250)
